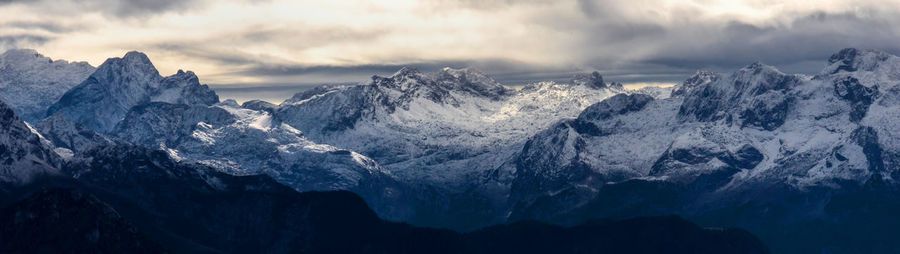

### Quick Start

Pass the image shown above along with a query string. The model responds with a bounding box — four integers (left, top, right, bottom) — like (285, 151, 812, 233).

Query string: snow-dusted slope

(35, 113, 119, 154)
(508, 48, 900, 219)
(276, 68, 654, 186)
(0, 99, 60, 185)
(109, 100, 393, 192)
(0, 49, 94, 122)
(46, 51, 218, 133)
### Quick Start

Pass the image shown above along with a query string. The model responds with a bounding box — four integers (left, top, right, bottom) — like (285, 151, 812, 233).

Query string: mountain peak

(392, 66, 421, 77)
(829, 48, 861, 64)
(95, 51, 159, 80)
(731, 61, 797, 92)
(47, 51, 217, 133)
(122, 51, 151, 63)
(0, 48, 42, 60)
(165, 69, 198, 81)
(438, 67, 481, 77)
(733, 61, 789, 82)
(433, 67, 510, 98)
(672, 71, 719, 97)
(823, 48, 893, 74)
(0, 48, 75, 67)
(571, 71, 607, 89)
(742, 61, 775, 72)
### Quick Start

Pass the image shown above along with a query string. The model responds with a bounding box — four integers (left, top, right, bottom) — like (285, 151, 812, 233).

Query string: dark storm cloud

(580, 10, 900, 77)
(650, 14, 898, 67)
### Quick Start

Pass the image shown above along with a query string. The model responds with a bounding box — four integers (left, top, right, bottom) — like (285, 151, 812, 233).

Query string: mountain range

(2, 47, 900, 253)
(0, 96, 766, 253)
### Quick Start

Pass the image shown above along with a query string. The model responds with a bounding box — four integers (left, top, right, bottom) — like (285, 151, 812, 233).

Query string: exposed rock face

(678, 62, 801, 131)
(0, 100, 60, 185)
(833, 76, 879, 122)
(571, 71, 617, 89)
(825, 48, 892, 74)
(578, 94, 654, 120)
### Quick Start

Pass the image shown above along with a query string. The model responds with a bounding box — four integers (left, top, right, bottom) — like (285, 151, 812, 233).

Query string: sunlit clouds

(2, 0, 900, 88)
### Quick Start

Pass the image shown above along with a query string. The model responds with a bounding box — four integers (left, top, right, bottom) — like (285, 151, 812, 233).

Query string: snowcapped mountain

(276, 68, 659, 186)
(504, 48, 900, 252)
(11, 45, 900, 252)
(0, 49, 95, 122)
(0, 99, 61, 186)
(20, 50, 414, 222)
(46, 51, 218, 133)
(24, 50, 390, 198)
(0, 49, 777, 253)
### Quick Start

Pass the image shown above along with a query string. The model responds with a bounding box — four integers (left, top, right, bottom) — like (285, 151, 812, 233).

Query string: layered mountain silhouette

(4, 47, 900, 253)
(0, 51, 770, 253)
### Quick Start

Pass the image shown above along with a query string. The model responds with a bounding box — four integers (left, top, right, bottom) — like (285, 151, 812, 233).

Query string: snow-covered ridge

(276, 66, 664, 185)
(507, 48, 900, 217)
(0, 49, 95, 122)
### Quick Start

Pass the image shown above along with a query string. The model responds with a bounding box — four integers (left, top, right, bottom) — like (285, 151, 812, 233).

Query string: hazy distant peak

(824, 48, 894, 74)
(571, 71, 607, 89)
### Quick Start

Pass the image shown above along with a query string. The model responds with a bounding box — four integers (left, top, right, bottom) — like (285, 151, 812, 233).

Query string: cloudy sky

(2, 0, 900, 100)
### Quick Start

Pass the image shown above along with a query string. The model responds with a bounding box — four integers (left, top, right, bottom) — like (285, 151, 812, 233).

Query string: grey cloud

(231, 60, 552, 86)
(154, 43, 265, 66)
(163, 1, 900, 86)
(154, 30, 696, 87)
(237, 25, 387, 48)
(637, 11, 900, 74)
(148, 25, 387, 68)
(524, 3, 900, 84)
(107, 0, 195, 16)
(0, 0, 204, 17)
(0, 35, 50, 50)
(7, 0, 899, 88)
(225, 58, 680, 87)
(429, 0, 545, 10)
(3, 21, 84, 33)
